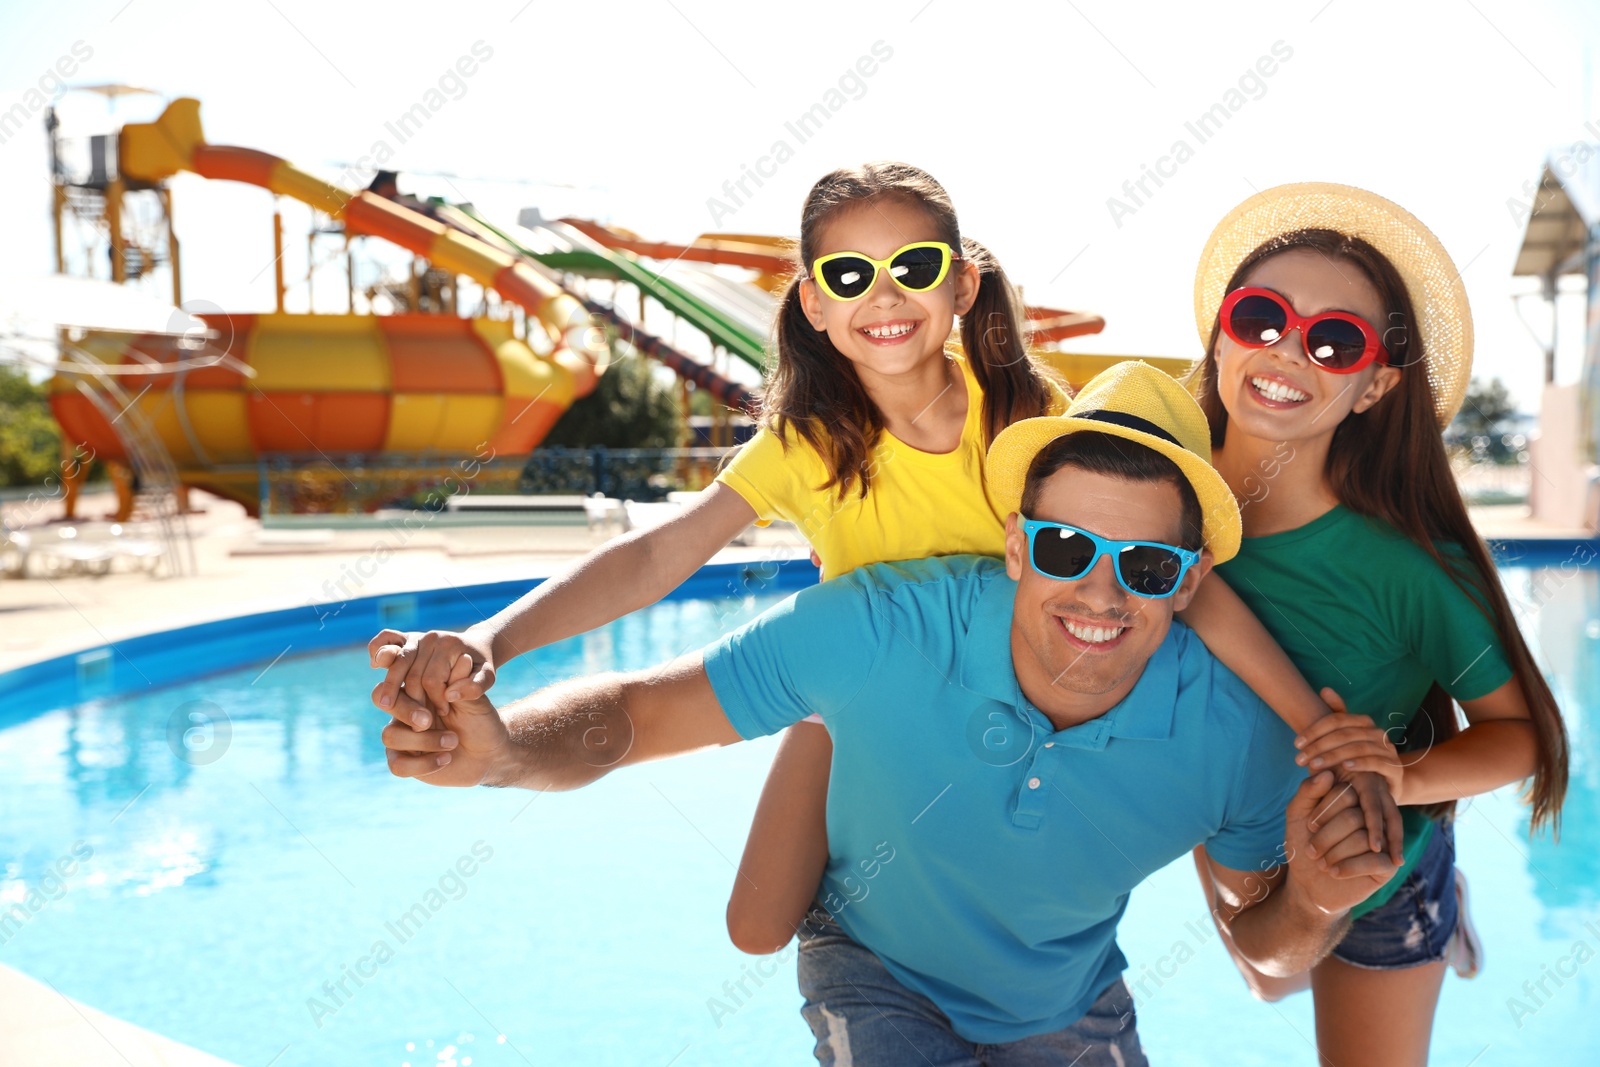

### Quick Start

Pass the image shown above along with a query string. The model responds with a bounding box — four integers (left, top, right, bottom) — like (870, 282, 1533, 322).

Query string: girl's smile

(857, 319, 922, 345)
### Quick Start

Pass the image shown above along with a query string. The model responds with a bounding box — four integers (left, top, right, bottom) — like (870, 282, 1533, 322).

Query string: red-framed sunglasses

(1220, 287, 1392, 374)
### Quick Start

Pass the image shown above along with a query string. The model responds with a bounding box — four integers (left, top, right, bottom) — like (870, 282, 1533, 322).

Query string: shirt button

(1028, 777, 1041, 790)
(1044, 742, 1055, 748)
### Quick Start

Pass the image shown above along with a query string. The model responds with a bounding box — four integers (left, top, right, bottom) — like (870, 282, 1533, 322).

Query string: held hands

(367, 627, 498, 717)
(372, 643, 509, 787)
(1296, 688, 1405, 866)
(1284, 770, 1399, 916)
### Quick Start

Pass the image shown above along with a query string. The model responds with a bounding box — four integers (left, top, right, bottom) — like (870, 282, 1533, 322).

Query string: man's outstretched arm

(376, 650, 742, 792)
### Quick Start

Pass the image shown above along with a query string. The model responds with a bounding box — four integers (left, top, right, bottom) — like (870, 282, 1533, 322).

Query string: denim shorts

(1331, 823, 1458, 970)
(796, 907, 1148, 1067)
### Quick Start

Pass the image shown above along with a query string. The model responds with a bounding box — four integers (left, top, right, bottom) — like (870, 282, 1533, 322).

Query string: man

(375, 362, 1395, 1065)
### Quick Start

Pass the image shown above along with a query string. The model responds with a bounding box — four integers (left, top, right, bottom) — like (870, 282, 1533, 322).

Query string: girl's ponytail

(958, 237, 1058, 446)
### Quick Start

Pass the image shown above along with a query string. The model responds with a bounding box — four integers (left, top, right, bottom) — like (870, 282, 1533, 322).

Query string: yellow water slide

(118, 99, 608, 397)
(47, 99, 623, 512)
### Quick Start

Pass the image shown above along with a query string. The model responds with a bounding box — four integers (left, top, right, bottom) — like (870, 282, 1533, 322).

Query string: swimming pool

(1, 552, 1595, 1065)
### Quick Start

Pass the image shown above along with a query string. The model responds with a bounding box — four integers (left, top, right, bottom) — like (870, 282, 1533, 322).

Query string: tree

(541, 349, 685, 449)
(0, 366, 63, 487)
(1451, 377, 1517, 442)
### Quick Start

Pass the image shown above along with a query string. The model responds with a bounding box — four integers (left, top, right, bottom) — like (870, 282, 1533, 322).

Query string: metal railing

(251, 446, 740, 518)
(517, 446, 736, 501)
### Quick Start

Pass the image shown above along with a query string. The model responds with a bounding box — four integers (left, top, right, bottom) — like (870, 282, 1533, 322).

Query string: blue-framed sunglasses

(1020, 518, 1199, 599)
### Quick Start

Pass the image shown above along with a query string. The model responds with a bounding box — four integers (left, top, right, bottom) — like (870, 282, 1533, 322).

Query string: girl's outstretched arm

(727, 721, 833, 955)
(370, 484, 758, 715)
(1179, 574, 1403, 863)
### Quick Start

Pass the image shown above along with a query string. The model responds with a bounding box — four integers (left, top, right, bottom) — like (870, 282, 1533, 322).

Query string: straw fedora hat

(987, 360, 1242, 563)
(1193, 182, 1473, 428)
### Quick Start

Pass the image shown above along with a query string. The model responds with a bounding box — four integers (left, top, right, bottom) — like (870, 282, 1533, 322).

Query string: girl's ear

(1352, 365, 1402, 414)
(797, 277, 829, 332)
(953, 258, 981, 316)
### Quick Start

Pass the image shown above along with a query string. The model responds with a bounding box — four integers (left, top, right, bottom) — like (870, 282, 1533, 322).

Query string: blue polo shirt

(703, 555, 1303, 1044)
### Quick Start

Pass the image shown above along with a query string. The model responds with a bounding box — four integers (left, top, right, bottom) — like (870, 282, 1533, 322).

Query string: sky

(1, 0, 1598, 410)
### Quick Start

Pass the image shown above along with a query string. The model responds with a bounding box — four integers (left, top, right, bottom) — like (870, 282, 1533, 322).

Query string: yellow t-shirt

(717, 354, 1068, 578)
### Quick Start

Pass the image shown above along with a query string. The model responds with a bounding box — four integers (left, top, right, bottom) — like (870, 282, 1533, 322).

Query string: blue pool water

(1, 556, 1597, 1065)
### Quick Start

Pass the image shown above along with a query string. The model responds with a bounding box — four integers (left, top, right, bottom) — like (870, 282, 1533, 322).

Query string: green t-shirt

(1218, 504, 1514, 918)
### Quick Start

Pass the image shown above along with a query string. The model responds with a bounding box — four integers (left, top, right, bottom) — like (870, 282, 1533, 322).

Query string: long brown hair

(1192, 228, 1568, 834)
(763, 162, 1058, 498)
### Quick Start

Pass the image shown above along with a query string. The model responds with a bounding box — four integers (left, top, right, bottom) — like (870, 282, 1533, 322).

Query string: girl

(1187, 183, 1569, 1066)
(368, 163, 1389, 963)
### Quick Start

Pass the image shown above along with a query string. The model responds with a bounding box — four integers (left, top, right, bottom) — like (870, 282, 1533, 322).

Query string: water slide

(428, 204, 762, 408)
(558, 219, 793, 284)
(46, 98, 632, 513)
(118, 99, 761, 415)
(56, 98, 758, 513)
(116, 98, 610, 398)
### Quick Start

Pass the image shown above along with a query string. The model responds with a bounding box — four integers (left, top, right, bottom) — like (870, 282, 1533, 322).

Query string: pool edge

(0, 961, 240, 1067)
(0, 557, 819, 721)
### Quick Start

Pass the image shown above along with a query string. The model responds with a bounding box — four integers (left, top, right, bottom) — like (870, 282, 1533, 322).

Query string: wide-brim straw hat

(987, 360, 1241, 564)
(1193, 182, 1473, 428)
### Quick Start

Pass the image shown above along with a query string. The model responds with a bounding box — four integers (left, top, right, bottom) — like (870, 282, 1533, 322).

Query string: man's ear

(1004, 512, 1025, 580)
(1168, 547, 1214, 613)
(797, 277, 829, 332)
(952, 258, 981, 317)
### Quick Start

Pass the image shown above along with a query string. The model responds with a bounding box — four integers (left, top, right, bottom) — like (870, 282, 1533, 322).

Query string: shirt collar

(958, 569, 1024, 704)
(959, 574, 1181, 743)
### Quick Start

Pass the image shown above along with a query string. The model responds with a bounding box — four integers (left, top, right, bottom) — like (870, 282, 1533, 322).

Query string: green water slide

(443, 203, 769, 373)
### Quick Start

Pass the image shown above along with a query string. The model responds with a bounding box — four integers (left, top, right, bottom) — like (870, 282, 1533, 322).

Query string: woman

(1187, 183, 1568, 1065)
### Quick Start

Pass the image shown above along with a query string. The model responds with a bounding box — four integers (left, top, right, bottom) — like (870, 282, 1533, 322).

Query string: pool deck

(1, 493, 1590, 680)
(0, 489, 812, 678)
(0, 962, 236, 1066)
(1469, 502, 1596, 542)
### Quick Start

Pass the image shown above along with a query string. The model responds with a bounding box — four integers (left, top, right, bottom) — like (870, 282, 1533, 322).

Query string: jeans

(797, 909, 1148, 1066)
(1331, 822, 1459, 970)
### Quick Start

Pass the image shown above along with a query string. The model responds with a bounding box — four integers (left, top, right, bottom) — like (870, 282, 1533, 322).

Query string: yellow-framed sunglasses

(809, 241, 961, 302)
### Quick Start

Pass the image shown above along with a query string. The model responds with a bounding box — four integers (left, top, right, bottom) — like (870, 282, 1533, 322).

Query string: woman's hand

(1295, 688, 1407, 806)
(1297, 688, 1406, 866)
(368, 626, 497, 721)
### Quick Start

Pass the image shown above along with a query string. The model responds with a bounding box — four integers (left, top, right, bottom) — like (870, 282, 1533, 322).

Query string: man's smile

(1052, 611, 1133, 652)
